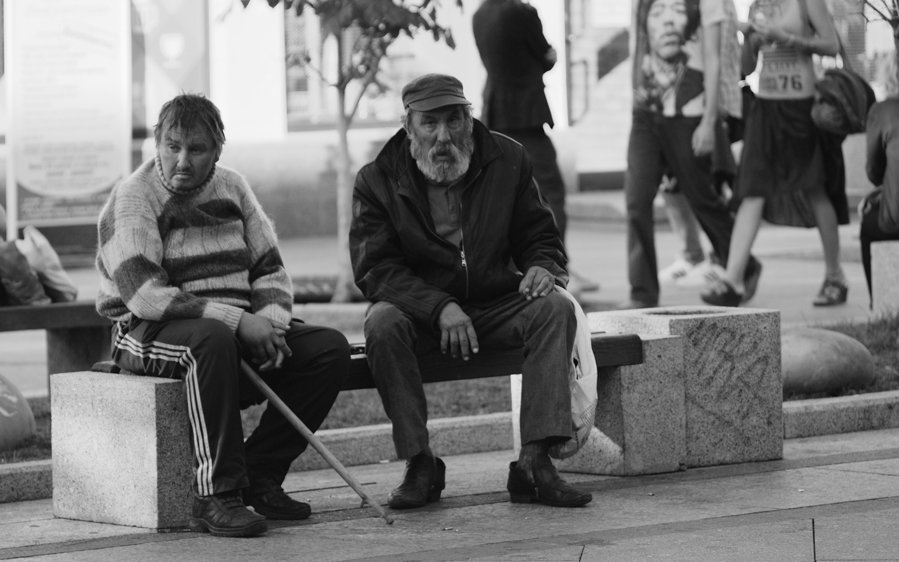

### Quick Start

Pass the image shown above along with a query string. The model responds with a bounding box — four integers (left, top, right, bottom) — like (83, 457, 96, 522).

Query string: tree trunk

(894, 19, 899, 59)
(331, 85, 357, 303)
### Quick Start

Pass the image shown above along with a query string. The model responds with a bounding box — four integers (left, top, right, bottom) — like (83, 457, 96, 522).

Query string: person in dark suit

(472, 0, 598, 296)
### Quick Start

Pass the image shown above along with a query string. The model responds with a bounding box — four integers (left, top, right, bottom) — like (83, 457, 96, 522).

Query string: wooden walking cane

(240, 360, 394, 525)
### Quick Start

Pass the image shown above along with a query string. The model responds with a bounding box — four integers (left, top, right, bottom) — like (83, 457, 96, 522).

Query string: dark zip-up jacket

(350, 119, 567, 328)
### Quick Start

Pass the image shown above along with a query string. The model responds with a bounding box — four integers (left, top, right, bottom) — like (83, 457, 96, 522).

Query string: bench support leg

(589, 306, 783, 468)
(46, 326, 111, 375)
(512, 334, 687, 476)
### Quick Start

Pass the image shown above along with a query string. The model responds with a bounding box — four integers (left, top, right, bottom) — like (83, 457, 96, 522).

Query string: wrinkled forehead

(648, 0, 685, 12)
(412, 104, 468, 122)
(161, 125, 215, 147)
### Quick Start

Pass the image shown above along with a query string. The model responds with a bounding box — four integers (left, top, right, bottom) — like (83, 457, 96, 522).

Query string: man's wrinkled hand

(237, 313, 292, 371)
(437, 302, 479, 361)
(519, 266, 555, 300)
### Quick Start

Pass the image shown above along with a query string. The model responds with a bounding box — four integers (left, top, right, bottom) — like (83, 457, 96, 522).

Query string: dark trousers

(625, 110, 739, 305)
(860, 200, 899, 308)
(363, 291, 576, 459)
(496, 127, 567, 240)
(111, 317, 349, 496)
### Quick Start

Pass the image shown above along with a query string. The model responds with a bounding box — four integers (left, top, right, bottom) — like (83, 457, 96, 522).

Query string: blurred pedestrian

(859, 55, 899, 309)
(624, 0, 757, 308)
(472, 0, 598, 297)
(658, 175, 723, 288)
(702, 0, 847, 307)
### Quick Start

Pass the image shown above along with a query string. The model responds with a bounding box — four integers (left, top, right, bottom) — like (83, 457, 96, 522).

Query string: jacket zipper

(460, 243, 470, 299)
(459, 198, 470, 300)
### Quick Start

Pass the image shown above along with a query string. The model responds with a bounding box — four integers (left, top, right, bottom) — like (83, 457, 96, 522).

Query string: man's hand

(237, 312, 292, 371)
(519, 265, 555, 300)
(692, 118, 715, 157)
(437, 302, 479, 361)
(751, 19, 789, 45)
(545, 46, 558, 66)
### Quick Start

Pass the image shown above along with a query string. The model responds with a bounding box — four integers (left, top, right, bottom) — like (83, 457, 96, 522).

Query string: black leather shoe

(387, 453, 446, 509)
(244, 479, 311, 520)
(507, 458, 592, 507)
(190, 491, 268, 537)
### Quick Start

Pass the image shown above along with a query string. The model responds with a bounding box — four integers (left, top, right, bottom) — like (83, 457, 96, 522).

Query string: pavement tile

(814, 507, 899, 561)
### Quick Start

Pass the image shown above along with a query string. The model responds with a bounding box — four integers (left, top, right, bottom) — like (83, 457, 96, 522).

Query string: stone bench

(51, 332, 647, 529)
(0, 300, 110, 377)
(872, 240, 899, 313)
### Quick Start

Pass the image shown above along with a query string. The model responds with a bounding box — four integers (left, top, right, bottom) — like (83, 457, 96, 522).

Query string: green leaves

(240, 0, 461, 113)
(242, 0, 461, 42)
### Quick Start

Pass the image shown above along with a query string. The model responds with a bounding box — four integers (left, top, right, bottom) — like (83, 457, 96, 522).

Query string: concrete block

(783, 391, 899, 439)
(589, 306, 783, 468)
(872, 241, 899, 314)
(511, 334, 686, 476)
(51, 371, 193, 529)
(558, 334, 686, 475)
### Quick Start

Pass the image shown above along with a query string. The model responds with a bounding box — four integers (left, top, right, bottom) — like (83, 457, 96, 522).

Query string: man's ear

(401, 111, 412, 134)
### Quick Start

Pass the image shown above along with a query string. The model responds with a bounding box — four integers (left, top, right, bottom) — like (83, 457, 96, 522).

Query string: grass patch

(6, 313, 899, 463)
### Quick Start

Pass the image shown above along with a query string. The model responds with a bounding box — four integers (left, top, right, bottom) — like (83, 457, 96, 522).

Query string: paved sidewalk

(2, 427, 898, 560)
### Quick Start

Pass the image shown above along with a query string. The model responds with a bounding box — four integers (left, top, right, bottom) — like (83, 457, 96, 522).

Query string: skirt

(736, 97, 848, 228)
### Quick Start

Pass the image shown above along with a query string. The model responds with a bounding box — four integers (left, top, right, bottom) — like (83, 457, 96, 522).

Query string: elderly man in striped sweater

(96, 93, 350, 538)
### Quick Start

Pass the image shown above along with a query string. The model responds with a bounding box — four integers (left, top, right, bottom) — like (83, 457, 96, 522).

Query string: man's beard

(409, 131, 474, 185)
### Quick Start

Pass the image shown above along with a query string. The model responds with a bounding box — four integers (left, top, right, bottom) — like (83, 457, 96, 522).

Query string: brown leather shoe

(507, 457, 592, 507)
(244, 479, 311, 520)
(387, 453, 446, 509)
(190, 491, 268, 537)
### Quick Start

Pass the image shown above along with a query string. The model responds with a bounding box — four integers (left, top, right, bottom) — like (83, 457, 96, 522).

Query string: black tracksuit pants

(110, 317, 349, 496)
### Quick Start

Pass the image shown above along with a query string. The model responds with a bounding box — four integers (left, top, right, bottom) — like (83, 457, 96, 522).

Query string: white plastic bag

(15, 226, 78, 302)
(548, 287, 598, 460)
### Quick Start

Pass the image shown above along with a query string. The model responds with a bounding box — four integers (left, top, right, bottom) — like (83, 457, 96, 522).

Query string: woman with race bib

(701, 0, 849, 307)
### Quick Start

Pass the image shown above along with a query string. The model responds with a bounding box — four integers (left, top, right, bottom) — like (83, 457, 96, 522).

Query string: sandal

(812, 280, 848, 307)
(741, 258, 763, 304)
(700, 279, 743, 307)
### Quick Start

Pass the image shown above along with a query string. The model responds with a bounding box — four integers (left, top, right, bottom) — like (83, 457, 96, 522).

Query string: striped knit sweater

(96, 157, 293, 332)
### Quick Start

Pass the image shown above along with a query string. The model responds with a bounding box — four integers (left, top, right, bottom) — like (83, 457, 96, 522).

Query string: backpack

(811, 67, 876, 136)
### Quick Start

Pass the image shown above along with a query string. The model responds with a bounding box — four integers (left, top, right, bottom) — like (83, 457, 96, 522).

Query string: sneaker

(700, 278, 743, 307)
(244, 479, 311, 520)
(674, 260, 725, 288)
(659, 258, 704, 286)
(190, 491, 268, 538)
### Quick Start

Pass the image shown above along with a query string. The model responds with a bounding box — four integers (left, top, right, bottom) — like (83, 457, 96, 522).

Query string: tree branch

(866, 0, 894, 22)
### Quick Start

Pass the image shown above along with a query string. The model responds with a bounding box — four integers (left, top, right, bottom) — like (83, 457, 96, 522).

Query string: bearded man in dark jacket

(349, 73, 592, 510)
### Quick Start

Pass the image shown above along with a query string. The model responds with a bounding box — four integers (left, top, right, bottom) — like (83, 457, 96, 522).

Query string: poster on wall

(131, 0, 208, 139)
(5, 0, 130, 238)
(631, 0, 707, 118)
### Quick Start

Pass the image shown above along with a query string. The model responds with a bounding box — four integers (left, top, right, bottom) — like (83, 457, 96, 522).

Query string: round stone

(782, 327, 875, 397)
(0, 373, 36, 451)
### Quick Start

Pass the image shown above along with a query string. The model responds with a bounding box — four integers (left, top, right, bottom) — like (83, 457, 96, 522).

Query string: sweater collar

(154, 155, 216, 196)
